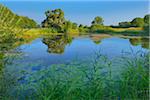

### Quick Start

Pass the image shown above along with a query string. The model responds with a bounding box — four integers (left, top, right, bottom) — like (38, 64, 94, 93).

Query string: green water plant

(11, 50, 149, 100)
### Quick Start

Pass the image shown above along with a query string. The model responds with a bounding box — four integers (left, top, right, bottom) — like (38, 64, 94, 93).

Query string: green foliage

(144, 14, 150, 25)
(41, 9, 65, 32)
(143, 25, 149, 35)
(119, 51, 149, 99)
(118, 21, 131, 28)
(0, 4, 38, 53)
(72, 23, 78, 29)
(116, 15, 149, 36)
(91, 16, 104, 25)
(42, 34, 72, 54)
(63, 21, 79, 34)
(0, 52, 22, 100)
(90, 25, 114, 33)
(0, 4, 37, 29)
(9, 51, 148, 99)
(90, 24, 104, 32)
(131, 17, 144, 27)
(143, 14, 150, 36)
(41, 9, 79, 34)
(0, 30, 18, 52)
(78, 24, 90, 33)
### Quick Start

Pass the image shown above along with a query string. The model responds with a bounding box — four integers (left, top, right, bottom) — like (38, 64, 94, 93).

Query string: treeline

(41, 9, 149, 35)
(0, 4, 149, 36)
(111, 15, 149, 28)
(41, 9, 105, 33)
(0, 4, 37, 29)
(41, 9, 79, 33)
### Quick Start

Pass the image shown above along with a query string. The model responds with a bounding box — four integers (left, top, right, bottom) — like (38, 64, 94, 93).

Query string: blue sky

(0, 0, 149, 25)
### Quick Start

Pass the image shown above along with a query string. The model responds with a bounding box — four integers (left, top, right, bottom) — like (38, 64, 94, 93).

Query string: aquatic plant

(9, 50, 149, 100)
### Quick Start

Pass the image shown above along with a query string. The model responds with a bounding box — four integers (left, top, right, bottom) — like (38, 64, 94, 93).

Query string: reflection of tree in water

(90, 36, 102, 45)
(129, 38, 141, 46)
(129, 38, 149, 49)
(42, 34, 73, 54)
(90, 35, 110, 45)
(93, 40, 101, 44)
(141, 38, 149, 49)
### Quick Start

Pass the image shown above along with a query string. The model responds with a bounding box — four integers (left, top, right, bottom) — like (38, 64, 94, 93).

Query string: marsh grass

(118, 50, 149, 99)
(6, 50, 148, 100)
(0, 53, 21, 100)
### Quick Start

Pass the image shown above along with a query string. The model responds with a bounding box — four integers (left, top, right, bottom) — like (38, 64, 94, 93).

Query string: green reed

(8, 50, 148, 100)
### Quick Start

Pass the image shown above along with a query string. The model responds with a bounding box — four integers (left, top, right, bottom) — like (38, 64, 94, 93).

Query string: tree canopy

(144, 14, 150, 25)
(118, 22, 131, 28)
(41, 9, 66, 32)
(91, 16, 104, 25)
(131, 17, 144, 27)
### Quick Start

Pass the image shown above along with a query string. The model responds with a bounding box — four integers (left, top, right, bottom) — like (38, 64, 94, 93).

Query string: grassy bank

(18, 28, 61, 41)
(19, 27, 144, 39)
(89, 26, 145, 36)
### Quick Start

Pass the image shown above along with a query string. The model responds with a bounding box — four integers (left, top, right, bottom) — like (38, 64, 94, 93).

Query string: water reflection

(90, 34, 111, 45)
(90, 34, 149, 49)
(42, 34, 73, 54)
(42, 34, 149, 55)
(129, 38, 149, 49)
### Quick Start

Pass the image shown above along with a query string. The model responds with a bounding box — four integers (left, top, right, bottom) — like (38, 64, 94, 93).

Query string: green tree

(131, 17, 144, 27)
(119, 21, 131, 28)
(72, 23, 78, 29)
(79, 24, 89, 33)
(79, 24, 83, 28)
(143, 15, 150, 35)
(91, 16, 104, 25)
(144, 14, 150, 25)
(42, 9, 65, 32)
(64, 21, 72, 33)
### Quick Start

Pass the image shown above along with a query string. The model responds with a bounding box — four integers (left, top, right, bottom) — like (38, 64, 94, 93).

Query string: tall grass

(0, 52, 21, 100)
(118, 50, 149, 99)
(7, 50, 148, 100)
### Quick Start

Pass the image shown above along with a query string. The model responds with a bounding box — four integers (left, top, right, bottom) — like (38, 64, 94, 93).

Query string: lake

(5, 35, 148, 73)
(0, 34, 149, 98)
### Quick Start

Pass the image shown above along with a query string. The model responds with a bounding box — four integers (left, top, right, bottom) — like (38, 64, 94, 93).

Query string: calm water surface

(10, 36, 148, 70)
